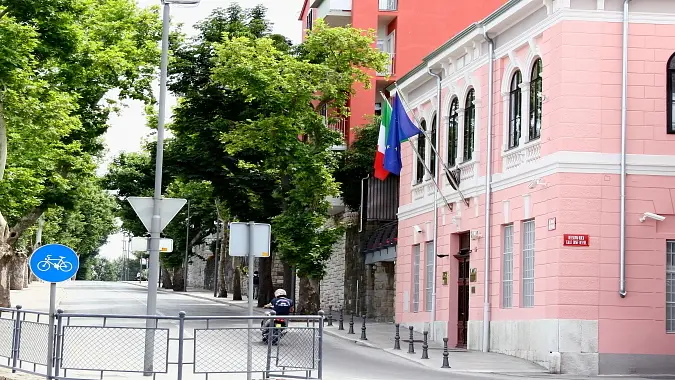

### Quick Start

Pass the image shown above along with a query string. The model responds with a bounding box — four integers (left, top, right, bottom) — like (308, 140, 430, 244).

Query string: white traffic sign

(131, 237, 174, 252)
(127, 197, 187, 232)
(229, 222, 271, 257)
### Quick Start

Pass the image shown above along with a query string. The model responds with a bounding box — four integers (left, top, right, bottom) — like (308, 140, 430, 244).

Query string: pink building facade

(390, 0, 675, 375)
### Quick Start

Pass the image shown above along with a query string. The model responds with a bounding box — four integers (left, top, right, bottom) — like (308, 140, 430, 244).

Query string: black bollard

(394, 323, 401, 350)
(360, 315, 368, 340)
(407, 326, 415, 354)
(327, 306, 333, 327)
(421, 331, 429, 359)
(348, 314, 355, 334)
(441, 338, 451, 368)
(338, 308, 344, 330)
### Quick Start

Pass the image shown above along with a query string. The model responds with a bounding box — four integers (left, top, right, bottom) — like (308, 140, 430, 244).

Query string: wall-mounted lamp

(640, 212, 666, 223)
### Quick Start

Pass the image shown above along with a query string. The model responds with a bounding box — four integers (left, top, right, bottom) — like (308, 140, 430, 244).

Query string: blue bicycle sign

(36, 255, 74, 272)
(29, 244, 79, 283)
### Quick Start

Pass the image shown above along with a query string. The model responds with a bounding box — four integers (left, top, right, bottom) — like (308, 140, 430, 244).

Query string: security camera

(414, 225, 423, 233)
(640, 212, 666, 223)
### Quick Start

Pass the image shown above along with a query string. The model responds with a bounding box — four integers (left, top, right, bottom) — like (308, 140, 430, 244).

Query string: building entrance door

(454, 232, 470, 348)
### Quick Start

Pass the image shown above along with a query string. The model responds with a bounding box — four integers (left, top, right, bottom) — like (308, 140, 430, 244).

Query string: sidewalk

(322, 319, 548, 374)
(9, 280, 67, 311)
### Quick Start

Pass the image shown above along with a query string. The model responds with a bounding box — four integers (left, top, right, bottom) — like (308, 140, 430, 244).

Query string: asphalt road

(52, 282, 672, 380)
(56, 281, 488, 380)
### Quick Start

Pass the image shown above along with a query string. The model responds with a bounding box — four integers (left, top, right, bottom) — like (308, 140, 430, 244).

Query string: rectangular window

(425, 242, 434, 311)
(306, 10, 313, 31)
(667, 241, 675, 332)
(522, 219, 535, 307)
(412, 245, 420, 312)
(502, 225, 514, 308)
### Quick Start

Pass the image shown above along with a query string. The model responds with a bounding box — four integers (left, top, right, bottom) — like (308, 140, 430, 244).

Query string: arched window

(508, 70, 522, 149)
(464, 89, 476, 162)
(668, 54, 675, 134)
(530, 59, 543, 140)
(448, 98, 459, 167)
(416, 119, 426, 183)
(430, 115, 437, 176)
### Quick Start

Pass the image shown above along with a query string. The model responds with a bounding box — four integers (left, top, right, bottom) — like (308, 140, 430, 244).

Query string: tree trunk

(232, 267, 242, 301)
(9, 255, 25, 290)
(297, 276, 321, 315)
(0, 254, 10, 308)
(217, 233, 229, 298)
(257, 257, 273, 307)
(161, 267, 173, 289)
(172, 266, 185, 292)
(283, 262, 293, 297)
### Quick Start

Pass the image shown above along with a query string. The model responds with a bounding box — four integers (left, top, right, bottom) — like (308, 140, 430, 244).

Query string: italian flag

(374, 99, 392, 180)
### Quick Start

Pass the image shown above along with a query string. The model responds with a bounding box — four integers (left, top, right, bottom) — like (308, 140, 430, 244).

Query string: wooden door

(455, 232, 470, 348)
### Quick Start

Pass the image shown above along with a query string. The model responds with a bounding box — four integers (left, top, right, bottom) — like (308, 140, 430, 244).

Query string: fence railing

(0, 306, 325, 380)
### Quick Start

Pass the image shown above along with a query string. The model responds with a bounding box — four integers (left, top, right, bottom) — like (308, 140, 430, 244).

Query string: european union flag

(383, 95, 422, 176)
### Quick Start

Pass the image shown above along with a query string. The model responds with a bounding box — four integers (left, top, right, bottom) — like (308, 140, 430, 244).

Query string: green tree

(211, 19, 388, 313)
(0, 0, 162, 307)
(334, 119, 379, 211)
(164, 4, 291, 304)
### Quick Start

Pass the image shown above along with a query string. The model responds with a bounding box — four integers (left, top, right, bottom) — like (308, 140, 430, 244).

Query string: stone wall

(319, 216, 346, 311)
(366, 261, 395, 322)
(188, 242, 211, 289)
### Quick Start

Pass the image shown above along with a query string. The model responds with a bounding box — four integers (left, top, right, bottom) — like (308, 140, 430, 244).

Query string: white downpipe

(481, 25, 495, 352)
(619, 0, 630, 298)
(427, 68, 442, 340)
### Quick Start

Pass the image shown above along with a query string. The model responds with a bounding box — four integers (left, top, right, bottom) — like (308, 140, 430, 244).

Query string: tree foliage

(211, 19, 388, 284)
(0, 0, 162, 307)
(334, 119, 379, 211)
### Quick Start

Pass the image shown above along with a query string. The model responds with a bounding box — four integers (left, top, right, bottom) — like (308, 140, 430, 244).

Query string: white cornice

(398, 152, 675, 220)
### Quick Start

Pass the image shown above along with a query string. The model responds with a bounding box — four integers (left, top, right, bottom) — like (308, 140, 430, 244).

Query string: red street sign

(563, 234, 589, 247)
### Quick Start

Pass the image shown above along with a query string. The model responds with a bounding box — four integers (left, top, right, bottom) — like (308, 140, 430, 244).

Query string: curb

(322, 327, 377, 349)
(123, 281, 267, 314)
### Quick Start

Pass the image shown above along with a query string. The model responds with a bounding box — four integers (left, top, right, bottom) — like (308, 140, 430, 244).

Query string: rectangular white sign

(229, 222, 271, 258)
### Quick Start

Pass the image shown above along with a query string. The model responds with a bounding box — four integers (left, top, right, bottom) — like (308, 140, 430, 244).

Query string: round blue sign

(29, 244, 79, 283)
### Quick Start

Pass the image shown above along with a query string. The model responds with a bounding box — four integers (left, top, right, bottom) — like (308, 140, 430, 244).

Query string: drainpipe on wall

(426, 68, 442, 340)
(480, 23, 495, 352)
(619, 0, 630, 298)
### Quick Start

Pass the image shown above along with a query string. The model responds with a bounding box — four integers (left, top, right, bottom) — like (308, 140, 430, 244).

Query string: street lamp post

(184, 200, 190, 292)
(144, 0, 200, 375)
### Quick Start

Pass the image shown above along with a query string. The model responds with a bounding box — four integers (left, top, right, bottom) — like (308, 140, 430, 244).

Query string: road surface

(15, 281, 664, 380)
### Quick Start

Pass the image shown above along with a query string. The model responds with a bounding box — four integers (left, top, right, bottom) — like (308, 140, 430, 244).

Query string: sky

(97, 0, 305, 259)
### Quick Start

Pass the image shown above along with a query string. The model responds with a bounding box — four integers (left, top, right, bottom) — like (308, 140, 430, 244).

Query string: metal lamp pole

(143, 0, 200, 375)
(184, 200, 190, 292)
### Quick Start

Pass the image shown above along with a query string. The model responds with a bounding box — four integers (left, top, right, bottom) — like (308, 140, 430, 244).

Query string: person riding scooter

(263, 288, 294, 315)
(261, 289, 294, 344)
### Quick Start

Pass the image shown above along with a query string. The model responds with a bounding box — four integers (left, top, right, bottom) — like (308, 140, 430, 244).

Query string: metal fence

(0, 306, 324, 380)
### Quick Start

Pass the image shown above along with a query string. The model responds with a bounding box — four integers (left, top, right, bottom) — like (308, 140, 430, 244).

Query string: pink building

(389, 0, 675, 375)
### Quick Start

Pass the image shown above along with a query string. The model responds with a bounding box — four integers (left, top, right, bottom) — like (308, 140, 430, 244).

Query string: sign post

(229, 222, 271, 380)
(127, 196, 186, 375)
(29, 244, 79, 380)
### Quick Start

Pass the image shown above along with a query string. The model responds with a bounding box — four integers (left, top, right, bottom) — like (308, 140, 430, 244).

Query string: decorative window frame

(500, 47, 544, 171)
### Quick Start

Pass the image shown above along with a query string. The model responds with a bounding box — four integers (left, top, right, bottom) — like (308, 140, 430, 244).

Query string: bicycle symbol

(36, 255, 74, 272)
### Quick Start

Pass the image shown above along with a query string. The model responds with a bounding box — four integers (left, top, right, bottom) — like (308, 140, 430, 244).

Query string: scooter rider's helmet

(274, 288, 287, 297)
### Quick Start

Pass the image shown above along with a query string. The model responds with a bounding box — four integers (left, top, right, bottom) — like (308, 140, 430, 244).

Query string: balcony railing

(377, 52, 394, 76)
(379, 0, 397, 11)
(327, 118, 348, 149)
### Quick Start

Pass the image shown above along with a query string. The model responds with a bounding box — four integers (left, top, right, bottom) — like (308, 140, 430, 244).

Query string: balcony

(328, 118, 348, 151)
(311, 0, 352, 27)
(376, 38, 394, 76)
(378, 0, 397, 11)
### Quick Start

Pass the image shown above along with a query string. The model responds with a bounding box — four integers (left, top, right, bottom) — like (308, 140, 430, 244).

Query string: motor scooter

(261, 310, 287, 345)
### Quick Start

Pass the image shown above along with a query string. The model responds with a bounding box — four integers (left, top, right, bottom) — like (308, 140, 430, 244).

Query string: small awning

(363, 221, 398, 253)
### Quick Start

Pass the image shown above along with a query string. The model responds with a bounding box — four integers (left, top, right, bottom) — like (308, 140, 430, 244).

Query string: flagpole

(379, 92, 455, 211)
(391, 84, 469, 207)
